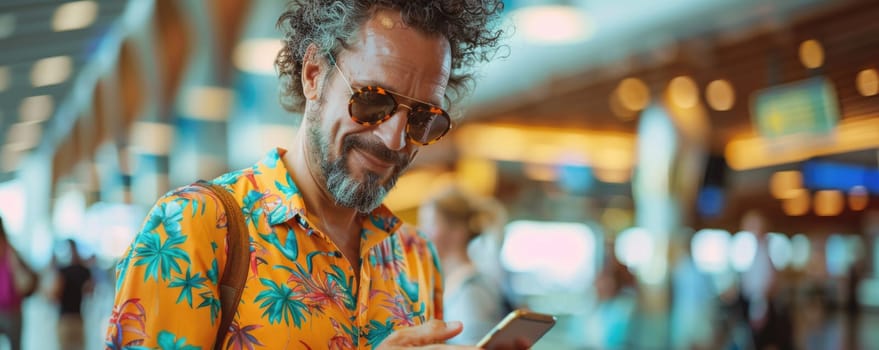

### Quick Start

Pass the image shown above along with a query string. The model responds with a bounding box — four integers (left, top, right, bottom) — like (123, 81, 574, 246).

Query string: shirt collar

(253, 148, 403, 245)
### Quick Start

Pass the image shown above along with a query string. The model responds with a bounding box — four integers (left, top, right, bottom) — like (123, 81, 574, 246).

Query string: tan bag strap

(193, 181, 249, 350)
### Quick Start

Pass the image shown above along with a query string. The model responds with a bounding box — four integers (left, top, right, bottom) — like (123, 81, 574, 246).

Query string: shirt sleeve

(105, 187, 230, 349)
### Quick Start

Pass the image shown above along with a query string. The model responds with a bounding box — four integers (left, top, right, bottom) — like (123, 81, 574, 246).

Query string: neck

(285, 131, 362, 248)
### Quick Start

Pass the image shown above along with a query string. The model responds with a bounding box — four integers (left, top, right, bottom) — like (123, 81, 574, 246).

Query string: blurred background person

(669, 228, 718, 350)
(739, 210, 793, 350)
(581, 248, 638, 350)
(0, 216, 38, 350)
(418, 186, 510, 345)
(50, 239, 92, 350)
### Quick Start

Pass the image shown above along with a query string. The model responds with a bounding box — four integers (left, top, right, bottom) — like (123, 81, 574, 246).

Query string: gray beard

(307, 121, 407, 214)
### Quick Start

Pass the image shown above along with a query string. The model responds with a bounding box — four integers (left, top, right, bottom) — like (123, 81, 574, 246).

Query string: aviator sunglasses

(328, 54, 452, 145)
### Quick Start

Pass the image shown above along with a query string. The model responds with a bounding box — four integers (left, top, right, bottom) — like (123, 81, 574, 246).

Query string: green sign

(751, 77, 840, 138)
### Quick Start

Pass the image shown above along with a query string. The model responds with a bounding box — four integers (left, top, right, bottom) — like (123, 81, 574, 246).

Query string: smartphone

(476, 309, 557, 349)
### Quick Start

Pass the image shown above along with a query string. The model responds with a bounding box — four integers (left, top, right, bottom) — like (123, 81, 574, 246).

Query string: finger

(384, 319, 463, 346)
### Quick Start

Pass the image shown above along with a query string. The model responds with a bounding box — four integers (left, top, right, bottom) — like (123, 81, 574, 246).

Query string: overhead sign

(751, 77, 840, 138)
(803, 160, 879, 194)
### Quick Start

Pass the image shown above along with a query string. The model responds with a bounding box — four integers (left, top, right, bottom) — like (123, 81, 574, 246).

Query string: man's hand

(375, 319, 480, 349)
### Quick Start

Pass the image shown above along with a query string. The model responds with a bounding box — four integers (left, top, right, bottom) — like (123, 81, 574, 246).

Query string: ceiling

(0, 0, 131, 179)
(473, 0, 879, 143)
(469, 0, 837, 107)
(463, 0, 879, 232)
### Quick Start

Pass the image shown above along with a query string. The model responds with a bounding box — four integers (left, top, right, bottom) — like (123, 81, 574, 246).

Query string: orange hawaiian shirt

(105, 148, 444, 349)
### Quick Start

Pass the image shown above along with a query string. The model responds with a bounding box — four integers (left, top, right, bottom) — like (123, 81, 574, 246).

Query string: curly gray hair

(275, 0, 505, 113)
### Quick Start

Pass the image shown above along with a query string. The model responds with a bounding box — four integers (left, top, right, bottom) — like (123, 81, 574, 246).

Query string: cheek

(315, 87, 359, 134)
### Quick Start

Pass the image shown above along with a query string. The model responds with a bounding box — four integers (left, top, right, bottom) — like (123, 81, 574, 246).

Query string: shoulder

(392, 223, 442, 269)
(136, 183, 235, 242)
(396, 222, 428, 241)
(155, 166, 254, 216)
(394, 223, 438, 253)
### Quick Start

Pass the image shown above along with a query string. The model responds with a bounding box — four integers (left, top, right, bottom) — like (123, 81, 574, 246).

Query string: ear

(301, 44, 325, 101)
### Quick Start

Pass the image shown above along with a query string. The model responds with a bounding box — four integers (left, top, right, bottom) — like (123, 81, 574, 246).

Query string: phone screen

(476, 310, 557, 349)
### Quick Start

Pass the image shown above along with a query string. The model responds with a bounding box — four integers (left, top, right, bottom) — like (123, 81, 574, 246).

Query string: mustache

(343, 135, 411, 168)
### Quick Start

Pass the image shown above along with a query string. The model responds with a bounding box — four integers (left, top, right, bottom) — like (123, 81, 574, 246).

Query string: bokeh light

(814, 190, 844, 216)
(857, 68, 879, 96)
(705, 79, 735, 111)
(790, 234, 811, 270)
(669, 76, 699, 108)
(692, 229, 731, 273)
(782, 189, 811, 216)
(729, 231, 757, 272)
(799, 39, 825, 69)
(768, 233, 793, 270)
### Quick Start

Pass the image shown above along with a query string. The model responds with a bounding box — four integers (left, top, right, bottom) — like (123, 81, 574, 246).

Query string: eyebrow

(329, 56, 444, 107)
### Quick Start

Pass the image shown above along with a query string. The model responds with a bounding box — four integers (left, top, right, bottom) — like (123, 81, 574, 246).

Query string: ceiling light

(233, 39, 283, 75)
(52, 1, 99, 32)
(0, 13, 14, 39)
(511, 5, 595, 44)
(6, 122, 42, 151)
(456, 124, 635, 171)
(31, 56, 73, 87)
(856, 68, 878, 97)
(782, 189, 810, 216)
(668, 76, 698, 108)
(0, 66, 9, 92)
(769, 170, 802, 199)
(19, 95, 54, 122)
(814, 190, 843, 216)
(706, 79, 735, 111)
(130, 121, 174, 155)
(616, 78, 650, 112)
(799, 39, 824, 69)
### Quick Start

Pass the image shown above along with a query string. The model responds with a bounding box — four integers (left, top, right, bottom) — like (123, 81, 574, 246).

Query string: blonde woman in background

(418, 186, 509, 345)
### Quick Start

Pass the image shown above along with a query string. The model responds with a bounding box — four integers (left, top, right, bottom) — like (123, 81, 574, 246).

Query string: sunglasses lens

(407, 106, 451, 144)
(350, 88, 396, 125)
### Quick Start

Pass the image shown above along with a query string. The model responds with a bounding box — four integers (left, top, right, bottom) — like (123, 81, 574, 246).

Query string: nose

(373, 106, 409, 151)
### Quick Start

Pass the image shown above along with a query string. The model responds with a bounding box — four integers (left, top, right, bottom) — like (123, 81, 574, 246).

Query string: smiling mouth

(351, 148, 395, 172)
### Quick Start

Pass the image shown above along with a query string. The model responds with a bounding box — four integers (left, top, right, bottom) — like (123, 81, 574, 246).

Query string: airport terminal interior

(2, 0, 879, 349)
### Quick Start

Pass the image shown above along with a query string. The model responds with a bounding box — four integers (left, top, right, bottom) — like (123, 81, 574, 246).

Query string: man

(738, 210, 792, 350)
(105, 1, 504, 349)
(53, 239, 94, 350)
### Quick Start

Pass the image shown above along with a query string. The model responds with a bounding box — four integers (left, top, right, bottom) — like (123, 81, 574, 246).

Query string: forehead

(341, 10, 451, 89)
